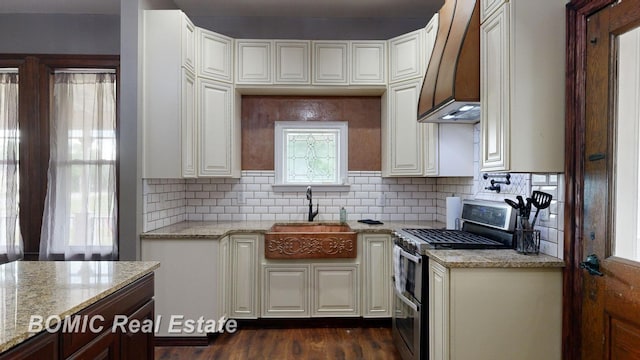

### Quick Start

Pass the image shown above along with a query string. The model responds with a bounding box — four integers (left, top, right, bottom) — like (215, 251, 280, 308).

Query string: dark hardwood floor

(154, 327, 401, 359)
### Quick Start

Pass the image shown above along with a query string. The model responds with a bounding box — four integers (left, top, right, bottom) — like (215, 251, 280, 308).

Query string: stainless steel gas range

(391, 199, 517, 360)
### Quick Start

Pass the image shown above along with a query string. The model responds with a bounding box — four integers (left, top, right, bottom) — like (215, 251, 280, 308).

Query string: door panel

(582, 1, 640, 359)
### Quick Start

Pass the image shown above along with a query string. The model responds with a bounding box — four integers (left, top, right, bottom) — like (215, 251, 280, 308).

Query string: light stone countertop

(140, 220, 444, 239)
(425, 249, 565, 268)
(0, 261, 160, 353)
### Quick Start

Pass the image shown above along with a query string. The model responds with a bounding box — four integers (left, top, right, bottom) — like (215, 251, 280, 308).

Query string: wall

(0, 14, 120, 54)
(242, 96, 381, 171)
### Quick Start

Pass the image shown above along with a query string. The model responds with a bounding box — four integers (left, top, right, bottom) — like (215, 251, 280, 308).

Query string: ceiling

(0, 0, 442, 18)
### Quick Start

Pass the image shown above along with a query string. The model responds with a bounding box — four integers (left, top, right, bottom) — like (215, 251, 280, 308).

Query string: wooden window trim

(0, 54, 120, 260)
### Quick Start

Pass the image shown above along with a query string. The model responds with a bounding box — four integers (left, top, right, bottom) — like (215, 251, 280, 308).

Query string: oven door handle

(394, 287, 420, 312)
(397, 246, 422, 264)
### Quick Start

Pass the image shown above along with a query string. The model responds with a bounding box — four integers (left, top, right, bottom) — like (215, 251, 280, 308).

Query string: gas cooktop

(398, 228, 509, 250)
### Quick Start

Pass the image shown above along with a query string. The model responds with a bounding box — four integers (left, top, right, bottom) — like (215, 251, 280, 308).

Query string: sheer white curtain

(40, 72, 118, 260)
(0, 72, 22, 263)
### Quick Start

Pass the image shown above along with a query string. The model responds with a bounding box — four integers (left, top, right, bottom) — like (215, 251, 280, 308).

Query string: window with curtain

(39, 71, 117, 260)
(0, 70, 22, 263)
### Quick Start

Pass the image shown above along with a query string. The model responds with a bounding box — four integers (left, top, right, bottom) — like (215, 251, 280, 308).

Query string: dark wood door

(582, 0, 640, 358)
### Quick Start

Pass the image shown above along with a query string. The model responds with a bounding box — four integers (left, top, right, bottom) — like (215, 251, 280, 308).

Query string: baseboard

(234, 317, 392, 329)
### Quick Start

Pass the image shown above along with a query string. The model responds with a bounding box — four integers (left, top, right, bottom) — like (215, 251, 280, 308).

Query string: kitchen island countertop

(0, 261, 159, 353)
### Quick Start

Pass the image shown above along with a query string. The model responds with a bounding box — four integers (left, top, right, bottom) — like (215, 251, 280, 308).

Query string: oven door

(392, 284, 421, 360)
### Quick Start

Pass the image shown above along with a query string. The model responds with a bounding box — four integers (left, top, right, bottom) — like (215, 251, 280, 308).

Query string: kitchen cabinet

(218, 236, 230, 318)
(197, 78, 241, 177)
(388, 29, 424, 83)
(382, 78, 425, 176)
(424, 124, 475, 177)
(312, 41, 349, 85)
(361, 234, 392, 317)
(198, 28, 233, 83)
(350, 41, 386, 85)
(143, 10, 196, 178)
(275, 40, 311, 84)
(230, 234, 261, 319)
(261, 264, 310, 317)
(480, 0, 565, 173)
(428, 259, 562, 360)
(0, 331, 58, 360)
(312, 264, 359, 317)
(423, 14, 439, 62)
(140, 238, 221, 337)
(236, 40, 273, 84)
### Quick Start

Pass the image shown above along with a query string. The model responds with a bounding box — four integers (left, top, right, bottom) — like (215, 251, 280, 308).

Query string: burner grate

(402, 228, 507, 249)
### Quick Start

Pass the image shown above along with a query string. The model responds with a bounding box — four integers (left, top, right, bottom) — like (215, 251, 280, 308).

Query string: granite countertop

(140, 220, 444, 239)
(0, 261, 160, 353)
(425, 249, 565, 268)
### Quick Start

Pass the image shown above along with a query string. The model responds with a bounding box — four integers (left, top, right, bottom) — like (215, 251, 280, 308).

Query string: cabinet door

(275, 41, 310, 84)
(350, 41, 386, 85)
(429, 260, 449, 360)
(312, 264, 359, 317)
(312, 42, 349, 85)
(120, 300, 154, 360)
(66, 330, 120, 360)
(424, 14, 439, 61)
(230, 234, 260, 319)
(181, 69, 197, 178)
(236, 40, 272, 84)
(362, 234, 392, 317)
(198, 28, 233, 83)
(388, 29, 424, 83)
(424, 123, 439, 176)
(480, 3, 510, 172)
(480, 0, 505, 24)
(181, 14, 196, 73)
(262, 264, 310, 317)
(140, 239, 219, 337)
(218, 236, 230, 318)
(0, 331, 58, 360)
(198, 79, 239, 177)
(383, 79, 424, 176)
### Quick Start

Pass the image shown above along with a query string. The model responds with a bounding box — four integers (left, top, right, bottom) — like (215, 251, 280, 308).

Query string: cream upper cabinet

(361, 234, 392, 318)
(230, 234, 260, 319)
(312, 264, 359, 317)
(198, 28, 233, 83)
(236, 40, 273, 84)
(197, 78, 241, 177)
(140, 238, 221, 337)
(382, 78, 424, 176)
(480, 0, 505, 24)
(181, 15, 196, 73)
(480, 0, 565, 173)
(424, 14, 439, 61)
(388, 29, 424, 83)
(262, 264, 310, 318)
(312, 41, 349, 85)
(350, 41, 386, 85)
(181, 70, 197, 178)
(428, 259, 562, 360)
(275, 40, 310, 84)
(143, 10, 196, 178)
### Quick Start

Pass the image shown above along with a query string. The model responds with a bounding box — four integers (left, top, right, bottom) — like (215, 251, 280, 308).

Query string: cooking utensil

(530, 191, 553, 228)
(504, 198, 520, 210)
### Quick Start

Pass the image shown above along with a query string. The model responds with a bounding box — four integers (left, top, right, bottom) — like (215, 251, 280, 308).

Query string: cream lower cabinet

(428, 260, 562, 360)
(312, 264, 359, 317)
(140, 238, 221, 337)
(261, 264, 310, 317)
(361, 234, 392, 317)
(230, 234, 260, 319)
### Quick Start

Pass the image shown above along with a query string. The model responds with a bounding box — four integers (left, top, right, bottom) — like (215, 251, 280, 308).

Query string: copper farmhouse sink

(264, 223, 357, 259)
